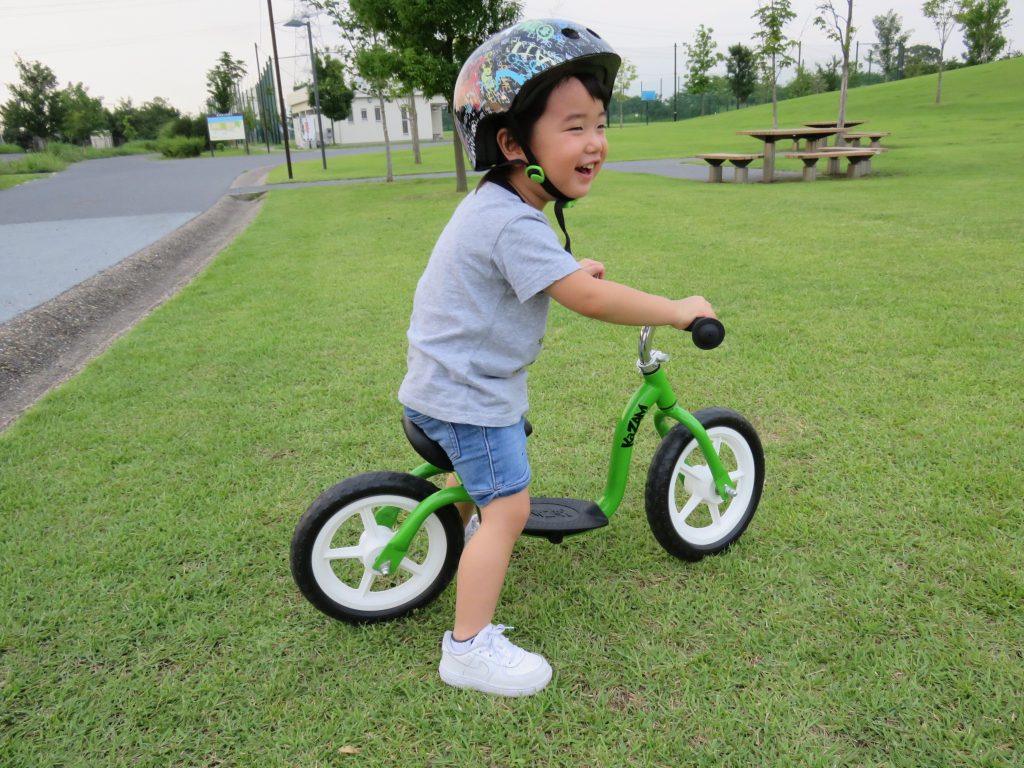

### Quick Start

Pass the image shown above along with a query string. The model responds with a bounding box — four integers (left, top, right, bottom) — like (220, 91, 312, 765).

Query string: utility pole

(673, 43, 678, 121)
(267, 0, 293, 179)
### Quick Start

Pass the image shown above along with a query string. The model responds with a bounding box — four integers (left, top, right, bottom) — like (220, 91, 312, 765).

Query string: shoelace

(477, 625, 523, 665)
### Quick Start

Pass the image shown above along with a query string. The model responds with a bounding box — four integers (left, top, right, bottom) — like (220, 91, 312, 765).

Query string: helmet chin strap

(507, 118, 576, 255)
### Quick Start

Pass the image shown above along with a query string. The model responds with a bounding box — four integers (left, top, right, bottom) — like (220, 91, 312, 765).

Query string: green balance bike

(291, 318, 764, 624)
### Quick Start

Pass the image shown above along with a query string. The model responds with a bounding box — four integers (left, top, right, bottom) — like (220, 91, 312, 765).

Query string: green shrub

(156, 136, 206, 158)
(159, 115, 208, 140)
(123, 139, 160, 153)
(42, 141, 85, 161)
(0, 142, 25, 154)
(0, 152, 67, 175)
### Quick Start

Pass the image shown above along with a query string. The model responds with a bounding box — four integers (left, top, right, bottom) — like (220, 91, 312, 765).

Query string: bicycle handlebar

(685, 317, 726, 350)
(638, 317, 725, 372)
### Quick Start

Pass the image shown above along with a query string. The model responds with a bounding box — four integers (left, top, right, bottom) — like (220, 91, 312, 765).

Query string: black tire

(290, 471, 463, 623)
(645, 407, 764, 561)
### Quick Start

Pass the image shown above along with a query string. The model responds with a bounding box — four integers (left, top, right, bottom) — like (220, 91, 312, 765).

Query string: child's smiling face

(517, 76, 608, 207)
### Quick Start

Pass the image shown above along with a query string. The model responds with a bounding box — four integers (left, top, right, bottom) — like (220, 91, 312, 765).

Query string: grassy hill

(1, 60, 1022, 766)
(275, 57, 1023, 183)
(611, 56, 1024, 170)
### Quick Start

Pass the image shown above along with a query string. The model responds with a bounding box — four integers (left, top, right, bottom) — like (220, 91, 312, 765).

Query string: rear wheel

(290, 472, 463, 623)
(645, 408, 764, 561)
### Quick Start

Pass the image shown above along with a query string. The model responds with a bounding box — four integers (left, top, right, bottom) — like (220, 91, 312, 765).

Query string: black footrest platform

(523, 498, 609, 544)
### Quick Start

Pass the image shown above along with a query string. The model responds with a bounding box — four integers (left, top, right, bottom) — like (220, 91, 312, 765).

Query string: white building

(286, 88, 448, 148)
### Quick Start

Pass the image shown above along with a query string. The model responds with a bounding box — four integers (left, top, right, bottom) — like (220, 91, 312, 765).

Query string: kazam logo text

(620, 404, 649, 448)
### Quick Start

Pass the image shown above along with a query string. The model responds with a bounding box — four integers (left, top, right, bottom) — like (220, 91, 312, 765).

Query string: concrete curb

(0, 192, 265, 432)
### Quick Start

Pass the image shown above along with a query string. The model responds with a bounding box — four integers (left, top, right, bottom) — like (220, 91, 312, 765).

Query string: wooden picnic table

(783, 148, 882, 181)
(803, 122, 872, 159)
(695, 153, 763, 183)
(802, 120, 866, 129)
(842, 131, 890, 149)
(736, 127, 840, 182)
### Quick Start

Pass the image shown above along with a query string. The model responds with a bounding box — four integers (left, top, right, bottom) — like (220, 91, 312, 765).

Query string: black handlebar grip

(685, 317, 725, 350)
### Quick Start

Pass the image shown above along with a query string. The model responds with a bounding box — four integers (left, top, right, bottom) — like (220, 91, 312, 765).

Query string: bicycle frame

(373, 327, 735, 575)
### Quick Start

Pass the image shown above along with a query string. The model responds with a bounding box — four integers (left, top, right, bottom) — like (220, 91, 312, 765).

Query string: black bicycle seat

(402, 416, 532, 472)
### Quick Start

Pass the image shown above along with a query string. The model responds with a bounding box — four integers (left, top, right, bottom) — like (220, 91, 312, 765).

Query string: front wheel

(645, 407, 764, 561)
(290, 471, 463, 623)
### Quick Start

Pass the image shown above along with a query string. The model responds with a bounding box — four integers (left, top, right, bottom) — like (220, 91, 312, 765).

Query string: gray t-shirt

(398, 181, 580, 427)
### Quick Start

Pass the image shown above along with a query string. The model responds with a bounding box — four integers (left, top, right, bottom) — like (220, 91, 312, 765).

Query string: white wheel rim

(667, 426, 756, 546)
(310, 494, 448, 611)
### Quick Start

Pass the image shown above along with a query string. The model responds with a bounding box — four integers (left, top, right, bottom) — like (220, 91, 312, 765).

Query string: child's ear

(496, 127, 527, 164)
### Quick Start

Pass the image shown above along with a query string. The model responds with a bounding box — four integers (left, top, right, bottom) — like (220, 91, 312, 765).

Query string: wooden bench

(840, 131, 890, 148)
(695, 153, 763, 183)
(781, 149, 880, 181)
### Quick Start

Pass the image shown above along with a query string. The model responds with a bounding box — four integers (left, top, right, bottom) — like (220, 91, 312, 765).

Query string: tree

(309, 51, 354, 122)
(135, 98, 181, 139)
(206, 51, 247, 114)
(614, 58, 638, 127)
(318, 0, 521, 192)
(725, 44, 758, 108)
(309, 3, 401, 179)
(815, 56, 843, 91)
(1, 57, 64, 149)
(873, 10, 912, 80)
(903, 43, 942, 77)
(956, 0, 1011, 64)
(684, 25, 723, 116)
(357, 44, 403, 182)
(922, 0, 961, 102)
(786, 63, 818, 97)
(58, 82, 107, 144)
(814, 0, 856, 129)
(752, 0, 797, 128)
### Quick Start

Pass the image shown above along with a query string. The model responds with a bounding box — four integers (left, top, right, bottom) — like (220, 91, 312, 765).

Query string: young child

(398, 19, 715, 696)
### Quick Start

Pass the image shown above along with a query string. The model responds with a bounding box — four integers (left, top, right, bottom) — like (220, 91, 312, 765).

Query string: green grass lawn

(1, 60, 1022, 766)
(267, 141, 461, 183)
(0, 173, 51, 190)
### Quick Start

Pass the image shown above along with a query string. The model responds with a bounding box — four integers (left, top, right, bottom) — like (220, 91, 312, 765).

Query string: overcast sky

(1, 0, 1020, 115)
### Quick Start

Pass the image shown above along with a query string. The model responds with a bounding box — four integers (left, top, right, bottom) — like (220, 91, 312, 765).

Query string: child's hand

(672, 295, 716, 330)
(578, 258, 605, 279)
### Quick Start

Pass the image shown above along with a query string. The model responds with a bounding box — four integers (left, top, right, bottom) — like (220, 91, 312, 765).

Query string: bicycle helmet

(454, 19, 621, 173)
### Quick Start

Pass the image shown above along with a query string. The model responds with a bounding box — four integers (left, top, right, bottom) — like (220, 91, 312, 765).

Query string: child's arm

(546, 270, 715, 330)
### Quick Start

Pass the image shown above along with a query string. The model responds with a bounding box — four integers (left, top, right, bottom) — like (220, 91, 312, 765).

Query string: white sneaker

(439, 624, 552, 696)
(464, 513, 480, 543)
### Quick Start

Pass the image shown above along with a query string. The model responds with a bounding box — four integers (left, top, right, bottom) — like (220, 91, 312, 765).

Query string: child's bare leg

(444, 473, 476, 527)
(452, 488, 530, 640)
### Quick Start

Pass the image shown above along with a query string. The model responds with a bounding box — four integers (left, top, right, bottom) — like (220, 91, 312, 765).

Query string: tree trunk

(935, 41, 946, 104)
(836, 0, 854, 129)
(837, 59, 849, 128)
(407, 92, 421, 165)
(377, 93, 393, 182)
(770, 53, 779, 128)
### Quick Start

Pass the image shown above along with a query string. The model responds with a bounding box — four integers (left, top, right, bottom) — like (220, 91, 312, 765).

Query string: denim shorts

(403, 407, 531, 508)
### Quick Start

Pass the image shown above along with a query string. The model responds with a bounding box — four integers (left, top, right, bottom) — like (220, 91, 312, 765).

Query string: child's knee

(482, 490, 531, 532)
